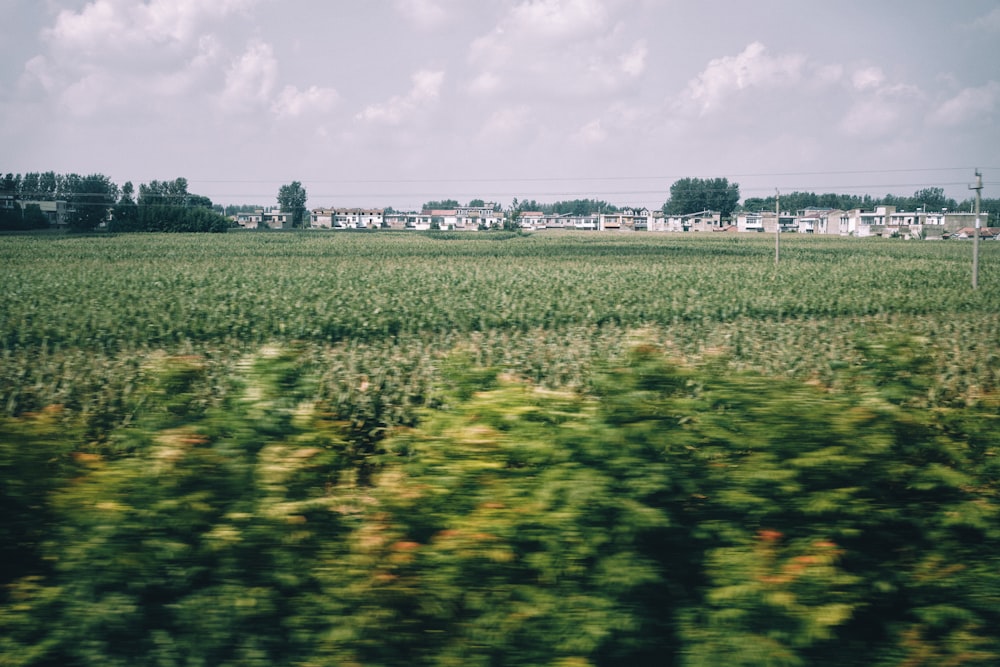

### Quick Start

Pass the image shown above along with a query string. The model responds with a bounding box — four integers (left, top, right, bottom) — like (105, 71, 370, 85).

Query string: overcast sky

(2, 0, 998, 210)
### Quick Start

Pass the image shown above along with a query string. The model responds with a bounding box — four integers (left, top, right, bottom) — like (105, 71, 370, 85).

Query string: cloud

(22, 55, 56, 93)
(20, 0, 260, 118)
(852, 66, 884, 91)
(480, 105, 533, 139)
(394, 0, 452, 29)
(469, 71, 501, 95)
(839, 99, 903, 138)
(968, 6, 1000, 32)
(838, 76, 924, 138)
(676, 42, 806, 114)
(507, 0, 608, 40)
(44, 0, 257, 56)
(20, 1, 343, 124)
(928, 81, 1000, 126)
(466, 0, 640, 98)
(572, 119, 606, 144)
(222, 42, 277, 105)
(619, 41, 647, 78)
(356, 69, 444, 124)
(272, 84, 339, 118)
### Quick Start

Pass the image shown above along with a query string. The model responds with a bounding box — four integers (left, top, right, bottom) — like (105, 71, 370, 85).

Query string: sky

(2, 0, 999, 211)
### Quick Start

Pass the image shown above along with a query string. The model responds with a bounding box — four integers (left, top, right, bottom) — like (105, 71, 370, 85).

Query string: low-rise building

(310, 207, 334, 228)
(236, 210, 264, 229)
(334, 208, 384, 229)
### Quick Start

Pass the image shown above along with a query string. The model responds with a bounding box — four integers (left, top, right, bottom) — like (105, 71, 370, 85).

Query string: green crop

(1, 232, 997, 440)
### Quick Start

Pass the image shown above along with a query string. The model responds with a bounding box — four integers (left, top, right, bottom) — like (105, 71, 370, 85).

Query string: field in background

(2, 231, 997, 437)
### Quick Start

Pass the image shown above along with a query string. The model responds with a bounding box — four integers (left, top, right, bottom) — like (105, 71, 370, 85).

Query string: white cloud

(928, 81, 1000, 126)
(272, 84, 339, 118)
(969, 6, 1000, 32)
(356, 69, 444, 124)
(394, 0, 451, 29)
(572, 119, 606, 144)
(507, 0, 607, 40)
(852, 66, 884, 91)
(60, 69, 121, 117)
(677, 42, 806, 114)
(222, 42, 277, 105)
(619, 41, 647, 78)
(150, 34, 222, 97)
(481, 105, 533, 139)
(22, 55, 56, 93)
(45, 0, 257, 55)
(839, 99, 901, 138)
(467, 0, 639, 98)
(19, 0, 343, 123)
(469, 71, 501, 95)
(838, 76, 924, 138)
(19, 0, 263, 118)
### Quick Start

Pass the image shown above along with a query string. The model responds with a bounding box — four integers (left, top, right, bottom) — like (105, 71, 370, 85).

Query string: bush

(2, 344, 998, 666)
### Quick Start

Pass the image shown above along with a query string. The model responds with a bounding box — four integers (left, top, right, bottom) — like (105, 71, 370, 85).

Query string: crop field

(1, 231, 998, 432)
(2, 230, 1000, 666)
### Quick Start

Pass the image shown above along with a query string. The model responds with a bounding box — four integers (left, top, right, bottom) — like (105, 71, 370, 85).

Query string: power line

(182, 166, 1000, 186)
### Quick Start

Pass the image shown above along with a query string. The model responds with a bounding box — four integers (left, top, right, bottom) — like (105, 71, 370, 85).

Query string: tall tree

(1, 173, 20, 196)
(65, 173, 117, 232)
(38, 171, 59, 199)
(20, 173, 40, 200)
(663, 177, 740, 218)
(277, 181, 308, 227)
(111, 181, 140, 231)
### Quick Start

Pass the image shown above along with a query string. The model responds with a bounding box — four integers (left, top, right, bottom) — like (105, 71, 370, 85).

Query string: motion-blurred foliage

(2, 341, 998, 666)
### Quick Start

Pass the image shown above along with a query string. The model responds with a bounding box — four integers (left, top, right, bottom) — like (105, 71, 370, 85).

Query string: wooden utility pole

(774, 189, 780, 265)
(970, 169, 983, 290)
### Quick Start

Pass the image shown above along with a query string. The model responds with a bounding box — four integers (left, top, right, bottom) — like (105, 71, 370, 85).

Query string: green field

(2, 231, 999, 666)
(2, 231, 998, 430)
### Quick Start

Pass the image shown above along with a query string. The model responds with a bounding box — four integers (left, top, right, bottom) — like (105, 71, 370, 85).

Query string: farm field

(2, 231, 998, 430)
(2, 230, 999, 666)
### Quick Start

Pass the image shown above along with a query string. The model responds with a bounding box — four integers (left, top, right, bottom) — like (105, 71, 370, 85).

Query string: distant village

(235, 203, 995, 240)
(3, 194, 994, 239)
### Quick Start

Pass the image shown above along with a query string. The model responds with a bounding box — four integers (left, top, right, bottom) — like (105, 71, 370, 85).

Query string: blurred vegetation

(1, 233, 998, 664)
(2, 341, 998, 665)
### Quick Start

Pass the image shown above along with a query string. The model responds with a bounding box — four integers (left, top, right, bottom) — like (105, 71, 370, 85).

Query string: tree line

(1, 172, 230, 233)
(667, 178, 998, 221)
(5, 170, 995, 233)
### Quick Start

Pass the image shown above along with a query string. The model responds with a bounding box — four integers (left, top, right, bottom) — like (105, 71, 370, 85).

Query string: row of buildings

(235, 203, 994, 239)
(4, 193, 992, 239)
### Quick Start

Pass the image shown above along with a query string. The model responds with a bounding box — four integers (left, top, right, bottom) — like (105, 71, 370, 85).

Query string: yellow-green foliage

(2, 342, 998, 665)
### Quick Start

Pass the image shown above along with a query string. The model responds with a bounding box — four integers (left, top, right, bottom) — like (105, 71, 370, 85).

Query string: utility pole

(970, 169, 982, 290)
(774, 188, 780, 265)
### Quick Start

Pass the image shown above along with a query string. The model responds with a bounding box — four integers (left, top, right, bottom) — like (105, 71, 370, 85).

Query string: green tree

(1, 173, 22, 230)
(503, 198, 521, 231)
(65, 173, 117, 232)
(20, 203, 50, 229)
(110, 181, 140, 232)
(132, 178, 226, 232)
(421, 199, 459, 211)
(663, 177, 740, 219)
(277, 181, 308, 227)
